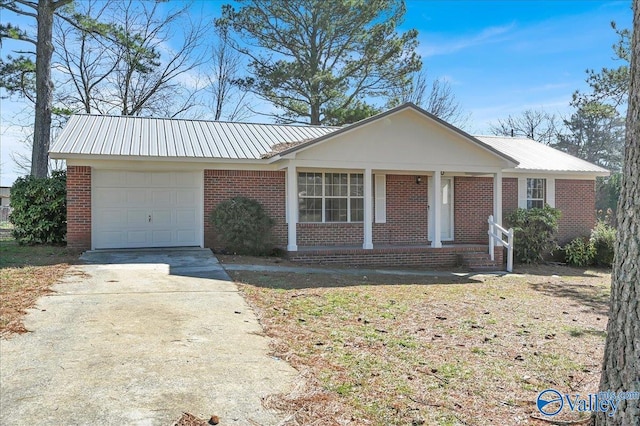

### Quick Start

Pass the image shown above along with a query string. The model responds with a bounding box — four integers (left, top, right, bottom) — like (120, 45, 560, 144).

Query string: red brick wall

(373, 174, 429, 245)
(298, 223, 363, 246)
(454, 177, 493, 244)
(67, 166, 91, 250)
(204, 170, 286, 251)
(555, 179, 596, 244)
(289, 244, 503, 268)
(502, 178, 518, 217)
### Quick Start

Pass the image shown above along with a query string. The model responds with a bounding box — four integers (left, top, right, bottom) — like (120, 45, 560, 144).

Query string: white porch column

(286, 164, 298, 251)
(432, 170, 442, 248)
(493, 170, 503, 225)
(363, 168, 373, 249)
(493, 170, 503, 246)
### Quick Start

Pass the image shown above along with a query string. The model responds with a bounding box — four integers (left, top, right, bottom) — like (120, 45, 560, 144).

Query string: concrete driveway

(0, 248, 297, 425)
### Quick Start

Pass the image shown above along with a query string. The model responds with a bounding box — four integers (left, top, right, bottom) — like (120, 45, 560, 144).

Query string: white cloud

(420, 23, 516, 57)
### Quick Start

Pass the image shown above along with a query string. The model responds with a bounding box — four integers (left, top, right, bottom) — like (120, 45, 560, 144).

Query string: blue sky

(405, 1, 632, 130)
(0, 0, 633, 186)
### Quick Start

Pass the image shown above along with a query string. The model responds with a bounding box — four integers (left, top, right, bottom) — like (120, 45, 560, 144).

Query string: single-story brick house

(50, 103, 609, 267)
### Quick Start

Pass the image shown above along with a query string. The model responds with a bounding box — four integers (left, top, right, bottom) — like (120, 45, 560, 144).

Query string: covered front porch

(283, 166, 507, 269)
(285, 168, 507, 252)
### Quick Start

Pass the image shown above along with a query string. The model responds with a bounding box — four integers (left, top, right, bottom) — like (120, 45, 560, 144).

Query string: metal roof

(50, 113, 610, 176)
(50, 114, 338, 160)
(475, 136, 610, 174)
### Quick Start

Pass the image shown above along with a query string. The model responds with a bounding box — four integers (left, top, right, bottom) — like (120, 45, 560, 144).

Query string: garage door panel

(151, 210, 172, 226)
(151, 190, 174, 206)
(150, 172, 172, 187)
(127, 230, 149, 244)
(176, 209, 197, 226)
(93, 171, 201, 249)
(177, 190, 197, 205)
(94, 189, 125, 207)
(176, 230, 197, 243)
(95, 231, 125, 247)
(127, 210, 149, 227)
(97, 209, 125, 226)
(124, 172, 149, 187)
(151, 230, 172, 244)
(95, 170, 125, 187)
(176, 172, 199, 186)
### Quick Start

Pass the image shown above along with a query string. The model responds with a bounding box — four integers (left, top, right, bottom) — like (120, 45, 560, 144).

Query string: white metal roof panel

(475, 136, 610, 173)
(50, 114, 610, 176)
(50, 114, 338, 160)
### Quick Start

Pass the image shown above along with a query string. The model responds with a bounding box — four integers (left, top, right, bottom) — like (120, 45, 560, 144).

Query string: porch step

(459, 251, 502, 271)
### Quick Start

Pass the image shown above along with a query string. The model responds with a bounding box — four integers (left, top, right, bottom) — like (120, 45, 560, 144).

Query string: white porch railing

(488, 215, 514, 273)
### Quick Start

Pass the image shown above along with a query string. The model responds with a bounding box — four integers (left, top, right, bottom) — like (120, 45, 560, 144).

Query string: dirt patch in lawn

(0, 240, 80, 338)
(229, 263, 611, 425)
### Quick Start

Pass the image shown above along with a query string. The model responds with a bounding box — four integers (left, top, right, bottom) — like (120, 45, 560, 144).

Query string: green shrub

(9, 170, 67, 245)
(590, 221, 616, 267)
(564, 237, 596, 267)
(505, 205, 561, 264)
(210, 196, 274, 255)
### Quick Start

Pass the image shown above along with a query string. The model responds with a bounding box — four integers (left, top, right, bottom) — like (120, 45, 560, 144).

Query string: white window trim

(298, 172, 364, 223)
(518, 177, 554, 209)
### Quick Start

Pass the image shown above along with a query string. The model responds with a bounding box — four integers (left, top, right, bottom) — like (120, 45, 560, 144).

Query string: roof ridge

(71, 113, 341, 129)
(474, 134, 531, 139)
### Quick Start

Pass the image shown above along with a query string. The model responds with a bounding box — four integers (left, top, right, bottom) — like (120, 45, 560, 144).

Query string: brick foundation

(66, 166, 92, 250)
(298, 222, 363, 246)
(288, 244, 504, 268)
(204, 170, 287, 251)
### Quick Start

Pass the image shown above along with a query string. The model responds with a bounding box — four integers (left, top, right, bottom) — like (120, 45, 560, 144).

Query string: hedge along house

(50, 103, 609, 268)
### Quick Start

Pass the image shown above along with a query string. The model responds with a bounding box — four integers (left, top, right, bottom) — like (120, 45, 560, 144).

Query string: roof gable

(277, 103, 518, 170)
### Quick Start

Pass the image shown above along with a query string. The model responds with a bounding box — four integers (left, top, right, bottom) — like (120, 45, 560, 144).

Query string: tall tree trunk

(31, 0, 56, 178)
(595, 0, 640, 424)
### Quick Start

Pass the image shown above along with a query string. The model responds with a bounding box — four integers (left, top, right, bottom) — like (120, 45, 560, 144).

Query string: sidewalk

(221, 263, 507, 277)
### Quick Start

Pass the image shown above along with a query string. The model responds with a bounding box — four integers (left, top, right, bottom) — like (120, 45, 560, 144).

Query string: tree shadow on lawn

(227, 269, 486, 290)
(513, 262, 609, 278)
(528, 281, 611, 317)
(0, 240, 81, 268)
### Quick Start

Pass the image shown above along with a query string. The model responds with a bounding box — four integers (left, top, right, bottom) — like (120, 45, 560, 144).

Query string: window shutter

(546, 178, 555, 207)
(518, 178, 527, 209)
(375, 174, 386, 223)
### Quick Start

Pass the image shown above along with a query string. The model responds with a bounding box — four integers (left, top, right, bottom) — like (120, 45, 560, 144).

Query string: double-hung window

(526, 178, 546, 209)
(298, 172, 364, 222)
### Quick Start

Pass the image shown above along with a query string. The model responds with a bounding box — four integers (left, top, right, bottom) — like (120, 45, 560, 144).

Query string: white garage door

(93, 170, 202, 249)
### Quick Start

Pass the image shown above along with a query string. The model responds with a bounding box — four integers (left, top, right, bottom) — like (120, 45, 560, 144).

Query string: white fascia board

(502, 171, 607, 180)
(279, 159, 506, 173)
(52, 153, 273, 164)
(66, 158, 279, 171)
(502, 168, 609, 178)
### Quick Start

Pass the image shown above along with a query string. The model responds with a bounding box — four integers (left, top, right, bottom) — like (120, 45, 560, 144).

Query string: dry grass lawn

(226, 258, 611, 425)
(0, 239, 79, 337)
